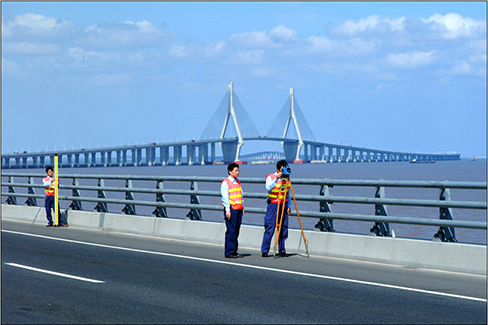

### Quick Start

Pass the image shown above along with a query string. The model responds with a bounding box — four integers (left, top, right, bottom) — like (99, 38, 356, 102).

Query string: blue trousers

(224, 207, 243, 257)
(45, 196, 66, 226)
(261, 202, 288, 254)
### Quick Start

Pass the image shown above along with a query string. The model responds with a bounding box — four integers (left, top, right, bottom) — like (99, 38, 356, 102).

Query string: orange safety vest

(43, 176, 55, 197)
(267, 173, 290, 204)
(223, 178, 243, 210)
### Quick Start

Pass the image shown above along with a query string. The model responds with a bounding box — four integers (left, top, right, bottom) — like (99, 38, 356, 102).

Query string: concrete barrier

(2, 204, 486, 275)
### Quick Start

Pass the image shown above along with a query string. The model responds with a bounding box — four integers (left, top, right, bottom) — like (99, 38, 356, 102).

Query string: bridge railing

(1, 172, 486, 243)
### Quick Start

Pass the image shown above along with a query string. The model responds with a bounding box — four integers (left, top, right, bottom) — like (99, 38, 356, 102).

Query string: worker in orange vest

(221, 163, 244, 258)
(42, 166, 67, 227)
(261, 160, 291, 257)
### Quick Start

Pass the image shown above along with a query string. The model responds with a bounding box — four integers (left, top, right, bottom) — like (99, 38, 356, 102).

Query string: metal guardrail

(2, 172, 486, 242)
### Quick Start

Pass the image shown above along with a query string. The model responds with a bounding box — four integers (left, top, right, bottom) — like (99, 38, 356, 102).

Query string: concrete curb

(2, 204, 486, 275)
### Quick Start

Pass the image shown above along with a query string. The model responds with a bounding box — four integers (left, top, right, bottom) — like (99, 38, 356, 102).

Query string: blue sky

(2, 1, 486, 158)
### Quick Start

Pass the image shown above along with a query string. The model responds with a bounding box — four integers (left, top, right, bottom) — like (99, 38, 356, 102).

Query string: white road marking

(5, 262, 105, 283)
(3, 229, 486, 302)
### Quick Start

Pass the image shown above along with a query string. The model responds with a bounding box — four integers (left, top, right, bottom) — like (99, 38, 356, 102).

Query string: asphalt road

(2, 219, 486, 324)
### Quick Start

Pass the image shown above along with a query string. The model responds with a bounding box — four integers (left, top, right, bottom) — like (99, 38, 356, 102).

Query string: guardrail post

(152, 181, 168, 218)
(94, 179, 108, 212)
(25, 176, 37, 206)
(186, 181, 202, 220)
(122, 179, 137, 215)
(69, 178, 83, 210)
(370, 186, 391, 236)
(6, 176, 17, 205)
(314, 184, 335, 231)
(433, 188, 457, 242)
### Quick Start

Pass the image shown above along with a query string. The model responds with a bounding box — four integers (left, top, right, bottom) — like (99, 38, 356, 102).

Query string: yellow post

(54, 154, 59, 226)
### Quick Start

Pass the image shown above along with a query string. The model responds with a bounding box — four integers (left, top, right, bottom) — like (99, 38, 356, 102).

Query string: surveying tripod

(273, 177, 309, 258)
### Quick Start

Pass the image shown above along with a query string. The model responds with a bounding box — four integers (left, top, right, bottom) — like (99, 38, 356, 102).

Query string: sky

(1, 1, 486, 158)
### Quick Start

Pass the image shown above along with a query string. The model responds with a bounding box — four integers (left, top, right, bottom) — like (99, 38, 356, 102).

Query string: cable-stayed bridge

(2, 82, 460, 169)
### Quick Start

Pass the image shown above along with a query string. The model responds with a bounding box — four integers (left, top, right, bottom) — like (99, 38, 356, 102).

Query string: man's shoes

(262, 253, 269, 257)
(46, 224, 53, 227)
(226, 253, 243, 258)
(279, 252, 287, 257)
(60, 224, 69, 227)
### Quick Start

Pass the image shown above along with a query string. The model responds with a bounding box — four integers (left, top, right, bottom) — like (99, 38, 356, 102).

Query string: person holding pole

(42, 166, 67, 227)
(221, 163, 244, 258)
(261, 160, 291, 257)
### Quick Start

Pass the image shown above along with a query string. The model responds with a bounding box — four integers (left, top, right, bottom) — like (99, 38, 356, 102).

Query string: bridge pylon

(282, 88, 305, 162)
(220, 82, 244, 162)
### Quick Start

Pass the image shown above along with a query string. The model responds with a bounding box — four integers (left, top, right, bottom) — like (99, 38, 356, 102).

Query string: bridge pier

(187, 145, 195, 165)
(123, 150, 128, 164)
(174, 145, 182, 165)
(283, 140, 299, 162)
(198, 144, 207, 165)
(159, 147, 169, 165)
(221, 141, 239, 162)
(211, 143, 216, 163)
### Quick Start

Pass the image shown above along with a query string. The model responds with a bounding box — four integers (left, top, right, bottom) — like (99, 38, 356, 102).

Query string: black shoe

(235, 254, 244, 258)
(279, 252, 287, 257)
(225, 254, 238, 259)
(46, 224, 53, 227)
(262, 253, 269, 257)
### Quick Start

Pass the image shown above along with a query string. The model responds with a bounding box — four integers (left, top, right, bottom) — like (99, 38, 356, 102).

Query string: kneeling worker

(261, 160, 291, 257)
(221, 163, 244, 258)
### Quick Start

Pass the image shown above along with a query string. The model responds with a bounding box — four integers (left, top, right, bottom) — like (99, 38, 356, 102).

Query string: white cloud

(335, 15, 406, 35)
(421, 13, 485, 39)
(169, 41, 226, 60)
(2, 13, 74, 38)
(3, 41, 60, 55)
(386, 51, 436, 68)
(306, 36, 377, 56)
(85, 20, 173, 49)
(1, 58, 21, 75)
(229, 25, 298, 48)
(269, 25, 299, 42)
(203, 41, 226, 58)
(229, 30, 277, 48)
(451, 61, 472, 75)
(66, 47, 122, 66)
(229, 50, 265, 65)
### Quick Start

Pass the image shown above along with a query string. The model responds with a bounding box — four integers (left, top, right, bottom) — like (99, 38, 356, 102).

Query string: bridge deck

(2, 219, 486, 323)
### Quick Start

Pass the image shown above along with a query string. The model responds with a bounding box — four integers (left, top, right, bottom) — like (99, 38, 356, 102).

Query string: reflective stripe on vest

(267, 173, 289, 204)
(223, 178, 243, 210)
(43, 177, 55, 197)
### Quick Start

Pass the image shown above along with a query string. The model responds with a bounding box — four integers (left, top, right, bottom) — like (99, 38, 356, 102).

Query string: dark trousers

(45, 196, 54, 225)
(45, 195, 66, 225)
(261, 202, 288, 254)
(224, 207, 243, 257)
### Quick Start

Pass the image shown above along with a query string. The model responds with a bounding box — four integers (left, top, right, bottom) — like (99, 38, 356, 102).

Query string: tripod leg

(290, 182, 309, 257)
(273, 192, 282, 257)
(30, 206, 43, 227)
(274, 186, 289, 257)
